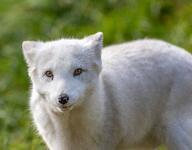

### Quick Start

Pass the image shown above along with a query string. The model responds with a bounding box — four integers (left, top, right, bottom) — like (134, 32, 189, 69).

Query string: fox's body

(23, 33, 192, 150)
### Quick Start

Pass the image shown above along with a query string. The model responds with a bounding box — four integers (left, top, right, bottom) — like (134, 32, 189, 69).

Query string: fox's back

(102, 39, 192, 71)
(101, 39, 192, 89)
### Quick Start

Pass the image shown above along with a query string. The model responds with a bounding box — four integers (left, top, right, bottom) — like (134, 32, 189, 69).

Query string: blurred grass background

(0, 0, 192, 149)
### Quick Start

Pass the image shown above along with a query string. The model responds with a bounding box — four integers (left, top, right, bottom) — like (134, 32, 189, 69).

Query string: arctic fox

(22, 32, 192, 150)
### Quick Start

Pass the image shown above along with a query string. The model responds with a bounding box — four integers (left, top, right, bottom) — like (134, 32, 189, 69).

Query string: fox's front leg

(31, 100, 69, 150)
(31, 100, 55, 149)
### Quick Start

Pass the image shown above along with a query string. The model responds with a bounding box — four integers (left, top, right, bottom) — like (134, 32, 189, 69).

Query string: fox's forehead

(22, 32, 103, 70)
(36, 40, 93, 69)
(41, 40, 84, 57)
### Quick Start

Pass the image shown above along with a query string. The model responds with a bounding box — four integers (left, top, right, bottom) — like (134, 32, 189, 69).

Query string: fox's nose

(58, 93, 69, 105)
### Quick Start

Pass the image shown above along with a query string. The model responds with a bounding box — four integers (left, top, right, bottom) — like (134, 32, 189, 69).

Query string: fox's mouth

(61, 105, 73, 110)
(56, 104, 74, 112)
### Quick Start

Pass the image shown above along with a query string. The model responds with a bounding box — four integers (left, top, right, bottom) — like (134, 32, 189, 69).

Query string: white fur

(23, 32, 192, 150)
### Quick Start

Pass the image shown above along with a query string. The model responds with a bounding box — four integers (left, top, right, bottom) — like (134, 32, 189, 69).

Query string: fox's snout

(58, 93, 69, 105)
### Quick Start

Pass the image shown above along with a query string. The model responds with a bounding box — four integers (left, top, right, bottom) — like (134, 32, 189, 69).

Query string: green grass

(0, 0, 192, 149)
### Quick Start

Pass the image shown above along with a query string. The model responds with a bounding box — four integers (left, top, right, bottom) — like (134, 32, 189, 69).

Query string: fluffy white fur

(22, 32, 192, 150)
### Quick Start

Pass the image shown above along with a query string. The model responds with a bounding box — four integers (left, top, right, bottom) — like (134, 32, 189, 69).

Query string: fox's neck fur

(31, 77, 106, 150)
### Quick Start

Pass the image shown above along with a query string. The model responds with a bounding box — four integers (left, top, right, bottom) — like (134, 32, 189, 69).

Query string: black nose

(58, 93, 69, 105)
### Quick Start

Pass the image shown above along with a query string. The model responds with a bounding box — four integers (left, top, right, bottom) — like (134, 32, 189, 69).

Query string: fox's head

(22, 32, 103, 112)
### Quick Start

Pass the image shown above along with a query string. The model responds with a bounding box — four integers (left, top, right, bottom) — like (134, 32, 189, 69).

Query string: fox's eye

(44, 70, 54, 80)
(73, 68, 83, 76)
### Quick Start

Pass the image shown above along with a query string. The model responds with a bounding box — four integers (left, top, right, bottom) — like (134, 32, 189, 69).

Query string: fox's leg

(31, 101, 58, 149)
(32, 100, 69, 150)
(165, 113, 192, 150)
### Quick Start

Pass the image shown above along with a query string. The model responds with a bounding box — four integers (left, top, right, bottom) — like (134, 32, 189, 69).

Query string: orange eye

(73, 68, 83, 76)
(45, 70, 54, 79)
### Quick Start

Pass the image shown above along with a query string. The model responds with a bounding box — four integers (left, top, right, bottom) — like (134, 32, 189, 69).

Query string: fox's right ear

(83, 32, 103, 59)
(22, 41, 43, 66)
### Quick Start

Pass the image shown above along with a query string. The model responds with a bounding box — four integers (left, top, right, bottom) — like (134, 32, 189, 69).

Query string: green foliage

(0, 0, 192, 149)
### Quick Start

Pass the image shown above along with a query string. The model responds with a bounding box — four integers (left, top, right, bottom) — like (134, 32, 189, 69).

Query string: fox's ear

(22, 41, 43, 66)
(83, 32, 103, 58)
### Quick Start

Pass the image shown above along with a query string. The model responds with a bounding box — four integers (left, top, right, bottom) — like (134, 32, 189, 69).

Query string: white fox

(22, 32, 192, 150)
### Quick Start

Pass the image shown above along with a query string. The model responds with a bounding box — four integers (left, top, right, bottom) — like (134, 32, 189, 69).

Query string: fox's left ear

(22, 41, 43, 66)
(83, 32, 103, 58)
